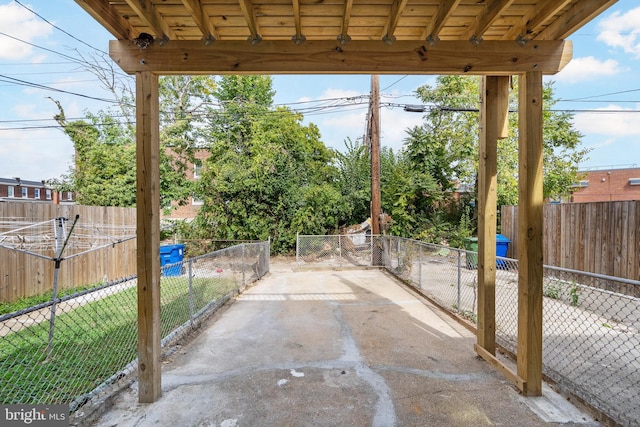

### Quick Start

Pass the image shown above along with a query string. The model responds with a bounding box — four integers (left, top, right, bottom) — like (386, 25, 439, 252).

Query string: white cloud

(573, 104, 640, 137)
(0, 2, 54, 60)
(597, 6, 640, 58)
(554, 56, 621, 83)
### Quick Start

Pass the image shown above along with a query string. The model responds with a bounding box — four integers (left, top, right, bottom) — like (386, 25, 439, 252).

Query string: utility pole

(370, 75, 381, 236)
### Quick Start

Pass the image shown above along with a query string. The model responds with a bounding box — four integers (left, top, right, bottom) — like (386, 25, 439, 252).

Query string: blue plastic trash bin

(495, 234, 511, 269)
(160, 244, 185, 276)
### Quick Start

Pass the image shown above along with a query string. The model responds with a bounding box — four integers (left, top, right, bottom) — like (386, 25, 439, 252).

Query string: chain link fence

(0, 241, 269, 413)
(297, 234, 640, 427)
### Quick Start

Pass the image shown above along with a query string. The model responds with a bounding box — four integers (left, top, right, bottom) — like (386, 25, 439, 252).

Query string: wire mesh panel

(0, 241, 270, 413)
(296, 234, 373, 267)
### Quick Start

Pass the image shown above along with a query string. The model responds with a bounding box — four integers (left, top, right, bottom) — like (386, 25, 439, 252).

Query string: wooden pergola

(74, 0, 618, 403)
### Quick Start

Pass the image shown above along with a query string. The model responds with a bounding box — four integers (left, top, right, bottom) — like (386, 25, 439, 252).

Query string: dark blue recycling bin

(496, 234, 511, 269)
(160, 244, 185, 276)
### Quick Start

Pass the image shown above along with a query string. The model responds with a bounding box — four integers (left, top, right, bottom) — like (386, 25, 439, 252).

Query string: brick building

(162, 150, 209, 220)
(0, 177, 75, 204)
(571, 167, 640, 203)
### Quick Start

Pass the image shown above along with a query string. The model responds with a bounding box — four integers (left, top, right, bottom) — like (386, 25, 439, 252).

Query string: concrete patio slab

(87, 262, 600, 427)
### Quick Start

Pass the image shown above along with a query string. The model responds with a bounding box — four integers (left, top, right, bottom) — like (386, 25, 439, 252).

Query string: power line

(14, 0, 107, 55)
(0, 74, 120, 104)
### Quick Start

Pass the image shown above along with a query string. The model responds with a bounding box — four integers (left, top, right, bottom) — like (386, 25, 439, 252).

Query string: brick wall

(572, 168, 640, 203)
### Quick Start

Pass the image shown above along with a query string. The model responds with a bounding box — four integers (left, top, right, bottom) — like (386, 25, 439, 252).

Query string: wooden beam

(502, 0, 574, 41)
(238, 0, 261, 43)
(477, 76, 509, 355)
(382, 0, 409, 43)
(421, 0, 462, 42)
(464, 0, 516, 41)
(181, 0, 219, 42)
(74, 0, 138, 40)
(517, 71, 544, 397)
(475, 344, 526, 391)
(109, 39, 572, 75)
(125, 0, 176, 41)
(136, 71, 162, 403)
(536, 0, 618, 41)
(338, 0, 354, 44)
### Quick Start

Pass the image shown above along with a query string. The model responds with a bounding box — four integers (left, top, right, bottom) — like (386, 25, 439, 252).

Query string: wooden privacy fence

(0, 201, 136, 303)
(501, 201, 640, 282)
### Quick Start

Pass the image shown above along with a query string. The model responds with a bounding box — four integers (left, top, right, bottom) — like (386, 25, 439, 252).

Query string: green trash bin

(463, 237, 478, 269)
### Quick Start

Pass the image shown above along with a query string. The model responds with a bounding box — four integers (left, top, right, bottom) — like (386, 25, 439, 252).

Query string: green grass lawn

(0, 275, 237, 406)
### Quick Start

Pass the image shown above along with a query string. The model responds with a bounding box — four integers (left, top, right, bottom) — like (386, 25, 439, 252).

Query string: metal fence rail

(296, 234, 640, 427)
(0, 241, 270, 412)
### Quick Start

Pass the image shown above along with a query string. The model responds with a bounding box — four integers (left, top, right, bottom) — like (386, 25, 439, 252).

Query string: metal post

(457, 249, 462, 312)
(296, 233, 299, 264)
(370, 234, 374, 266)
(242, 243, 246, 286)
(188, 259, 194, 325)
(418, 243, 423, 288)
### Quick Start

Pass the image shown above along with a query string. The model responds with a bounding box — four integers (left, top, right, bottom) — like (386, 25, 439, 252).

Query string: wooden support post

(477, 76, 509, 354)
(517, 71, 544, 396)
(136, 71, 162, 403)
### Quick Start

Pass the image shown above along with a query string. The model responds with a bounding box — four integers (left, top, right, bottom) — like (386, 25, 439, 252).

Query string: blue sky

(1, 0, 639, 181)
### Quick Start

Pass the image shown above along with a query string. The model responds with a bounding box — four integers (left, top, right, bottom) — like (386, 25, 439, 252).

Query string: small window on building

(629, 178, 640, 186)
(21, 187, 28, 198)
(192, 196, 204, 206)
(46, 189, 52, 200)
(34, 189, 40, 199)
(571, 180, 589, 188)
(7, 186, 14, 197)
(66, 191, 73, 201)
(193, 160, 203, 179)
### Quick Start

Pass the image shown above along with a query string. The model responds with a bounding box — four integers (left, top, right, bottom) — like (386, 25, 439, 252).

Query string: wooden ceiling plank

(125, 0, 176, 41)
(464, 0, 516, 42)
(382, 0, 409, 43)
(74, 0, 138, 40)
(238, 0, 262, 43)
(109, 39, 572, 75)
(503, 0, 573, 41)
(337, 0, 354, 44)
(421, 0, 462, 43)
(536, 0, 618, 40)
(181, 0, 219, 42)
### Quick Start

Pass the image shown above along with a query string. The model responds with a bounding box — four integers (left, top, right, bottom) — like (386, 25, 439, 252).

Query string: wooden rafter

(181, 0, 219, 43)
(464, 0, 516, 42)
(238, 0, 261, 44)
(503, 0, 574, 41)
(382, 0, 409, 44)
(536, 0, 618, 40)
(74, 0, 138, 40)
(421, 0, 462, 43)
(292, 0, 304, 44)
(124, 0, 175, 42)
(338, 0, 354, 44)
(109, 39, 572, 75)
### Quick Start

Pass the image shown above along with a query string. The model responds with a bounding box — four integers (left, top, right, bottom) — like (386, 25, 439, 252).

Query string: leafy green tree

(50, 74, 216, 208)
(334, 137, 371, 226)
(194, 76, 343, 253)
(407, 75, 587, 219)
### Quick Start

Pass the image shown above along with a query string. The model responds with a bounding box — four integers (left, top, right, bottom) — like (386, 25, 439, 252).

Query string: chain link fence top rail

(296, 234, 640, 427)
(0, 241, 270, 413)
